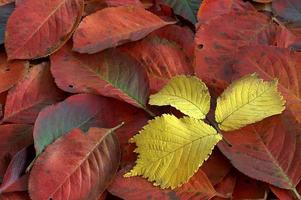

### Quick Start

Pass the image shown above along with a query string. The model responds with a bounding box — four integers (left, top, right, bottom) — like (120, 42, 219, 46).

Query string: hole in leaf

(68, 85, 74, 88)
(198, 44, 204, 49)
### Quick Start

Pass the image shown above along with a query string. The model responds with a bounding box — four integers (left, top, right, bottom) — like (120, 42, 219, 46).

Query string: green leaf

(125, 114, 222, 189)
(215, 73, 286, 131)
(161, 0, 202, 24)
(149, 75, 210, 119)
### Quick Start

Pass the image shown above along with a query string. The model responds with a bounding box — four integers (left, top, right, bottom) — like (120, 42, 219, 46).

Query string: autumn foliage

(0, 0, 300, 200)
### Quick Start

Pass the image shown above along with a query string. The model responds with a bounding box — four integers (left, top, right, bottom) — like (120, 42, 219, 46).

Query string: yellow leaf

(149, 76, 211, 119)
(125, 114, 222, 189)
(215, 73, 286, 131)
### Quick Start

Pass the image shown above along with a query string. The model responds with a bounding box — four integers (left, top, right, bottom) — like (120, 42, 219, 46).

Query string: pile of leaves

(0, 0, 300, 199)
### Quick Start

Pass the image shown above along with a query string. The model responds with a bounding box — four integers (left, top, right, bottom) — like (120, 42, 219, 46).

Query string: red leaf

(232, 173, 268, 199)
(270, 183, 301, 200)
(201, 149, 232, 186)
(50, 43, 150, 109)
(73, 6, 173, 53)
(109, 167, 220, 200)
(0, 124, 33, 177)
(0, 192, 30, 200)
(218, 115, 301, 190)
(121, 27, 194, 92)
(197, 0, 255, 25)
(0, 0, 14, 6)
(0, 53, 28, 93)
(2, 63, 64, 124)
(195, 11, 277, 87)
(105, 0, 143, 7)
(5, 0, 84, 60)
(0, 145, 34, 193)
(213, 171, 236, 199)
(29, 127, 120, 200)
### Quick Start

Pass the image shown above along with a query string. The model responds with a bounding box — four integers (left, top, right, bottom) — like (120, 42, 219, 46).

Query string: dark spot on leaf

(198, 44, 204, 49)
(68, 85, 74, 88)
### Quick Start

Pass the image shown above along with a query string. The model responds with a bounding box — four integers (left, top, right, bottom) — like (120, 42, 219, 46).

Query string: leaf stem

(291, 187, 301, 200)
(205, 117, 232, 147)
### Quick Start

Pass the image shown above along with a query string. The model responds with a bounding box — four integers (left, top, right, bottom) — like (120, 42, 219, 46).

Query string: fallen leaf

(2, 62, 64, 124)
(232, 173, 268, 199)
(160, 0, 201, 24)
(0, 124, 33, 178)
(126, 114, 222, 189)
(218, 115, 301, 191)
(5, 0, 84, 60)
(0, 53, 28, 93)
(195, 11, 277, 87)
(51, 43, 150, 109)
(0, 145, 34, 193)
(149, 76, 211, 119)
(201, 149, 232, 186)
(272, 0, 301, 26)
(0, 192, 30, 200)
(197, 0, 255, 25)
(0, 2, 14, 44)
(121, 28, 194, 92)
(105, 0, 143, 7)
(73, 6, 173, 53)
(215, 73, 285, 131)
(33, 94, 149, 156)
(29, 126, 120, 200)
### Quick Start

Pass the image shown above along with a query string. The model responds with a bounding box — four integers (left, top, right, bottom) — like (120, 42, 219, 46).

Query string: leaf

(195, 11, 277, 86)
(0, 145, 34, 193)
(5, 0, 84, 60)
(2, 63, 64, 124)
(232, 174, 268, 199)
(0, 0, 14, 6)
(197, 0, 255, 25)
(212, 46, 301, 125)
(215, 73, 285, 131)
(110, 166, 219, 200)
(50, 43, 150, 109)
(29, 126, 120, 200)
(106, 0, 143, 7)
(0, 124, 33, 177)
(0, 2, 14, 44)
(0, 192, 30, 200)
(218, 115, 301, 190)
(272, 0, 301, 26)
(149, 76, 211, 119)
(73, 6, 173, 54)
(125, 114, 222, 189)
(108, 167, 177, 200)
(160, 0, 201, 24)
(201, 149, 232, 186)
(121, 25, 194, 92)
(33, 94, 146, 156)
(175, 169, 220, 200)
(0, 53, 28, 93)
(214, 171, 236, 198)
